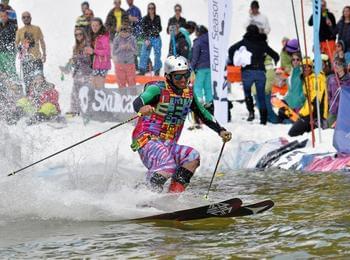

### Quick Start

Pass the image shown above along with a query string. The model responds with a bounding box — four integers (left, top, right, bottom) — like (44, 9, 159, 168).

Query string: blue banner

(333, 87, 350, 154)
(313, 0, 322, 75)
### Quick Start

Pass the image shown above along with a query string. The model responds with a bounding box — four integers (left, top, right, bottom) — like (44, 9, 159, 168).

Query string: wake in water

(0, 125, 207, 223)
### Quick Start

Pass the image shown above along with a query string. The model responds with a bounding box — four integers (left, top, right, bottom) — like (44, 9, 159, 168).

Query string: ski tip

(243, 199, 274, 215)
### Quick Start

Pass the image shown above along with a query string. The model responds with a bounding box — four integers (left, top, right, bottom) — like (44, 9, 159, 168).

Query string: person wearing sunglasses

(16, 11, 46, 94)
(65, 28, 92, 116)
(282, 52, 305, 115)
(112, 25, 137, 87)
(288, 57, 328, 137)
(166, 4, 186, 35)
(131, 55, 232, 193)
(327, 57, 350, 127)
(138, 2, 162, 76)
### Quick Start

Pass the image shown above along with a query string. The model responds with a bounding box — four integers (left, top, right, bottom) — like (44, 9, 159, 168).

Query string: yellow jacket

(299, 72, 328, 119)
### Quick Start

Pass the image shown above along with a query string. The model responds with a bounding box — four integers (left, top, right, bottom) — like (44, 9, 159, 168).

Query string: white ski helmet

(164, 55, 189, 74)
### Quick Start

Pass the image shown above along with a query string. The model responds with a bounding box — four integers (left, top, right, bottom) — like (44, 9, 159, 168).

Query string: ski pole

(204, 141, 226, 200)
(8, 114, 140, 177)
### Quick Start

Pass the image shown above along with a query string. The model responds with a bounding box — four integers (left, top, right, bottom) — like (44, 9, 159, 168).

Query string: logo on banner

(208, 0, 232, 124)
(92, 90, 135, 113)
(79, 86, 90, 113)
(78, 86, 142, 122)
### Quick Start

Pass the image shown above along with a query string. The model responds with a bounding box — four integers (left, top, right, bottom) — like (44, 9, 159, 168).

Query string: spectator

(112, 25, 137, 88)
(126, 0, 142, 70)
(321, 53, 332, 76)
(288, 58, 328, 137)
(16, 11, 46, 94)
(327, 57, 350, 127)
(76, 8, 94, 36)
(284, 52, 305, 112)
(253, 55, 279, 124)
(247, 0, 270, 35)
(69, 28, 92, 115)
(334, 40, 350, 67)
(0, 72, 23, 124)
(167, 4, 186, 34)
(334, 6, 350, 60)
(126, 0, 142, 36)
(86, 18, 111, 89)
(191, 25, 211, 105)
(0, 0, 17, 28)
(139, 2, 162, 76)
(228, 24, 279, 125)
(280, 38, 300, 74)
(168, 24, 189, 59)
(105, 0, 128, 39)
(75, 1, 90, 28)
(0, 10, 16, 78)
(179, 21, 196, 60)
(308, 0, 336, 60)
(16, 73, 61, 125)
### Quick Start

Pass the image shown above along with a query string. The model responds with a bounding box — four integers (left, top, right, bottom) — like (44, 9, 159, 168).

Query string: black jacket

(0, 22, 16, 53)
(167, 16, 186, 34)
(308, 9, 336, 41)
(105, 8, 129, 38)
(228, 31, 279, 71)
(335, 19, 350, 50)
(168, 31, 189, 59)
(141, 15, 162, 39)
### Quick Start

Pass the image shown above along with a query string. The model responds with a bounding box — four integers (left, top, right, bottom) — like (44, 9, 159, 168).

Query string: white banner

(208, 0, 232, 124)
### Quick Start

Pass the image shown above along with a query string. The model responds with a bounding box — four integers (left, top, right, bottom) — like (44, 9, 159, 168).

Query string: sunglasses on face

(175, 9, 181, 12)
(172, 71, 191, 80)
(148, 7, 155, 10)
(22, 16, 31, 19)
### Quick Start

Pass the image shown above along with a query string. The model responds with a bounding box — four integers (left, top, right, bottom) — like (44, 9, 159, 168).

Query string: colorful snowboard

(271, 97, 299, 122)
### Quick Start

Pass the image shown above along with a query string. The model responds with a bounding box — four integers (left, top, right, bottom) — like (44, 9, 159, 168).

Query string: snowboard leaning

(134, 198, 274, 221)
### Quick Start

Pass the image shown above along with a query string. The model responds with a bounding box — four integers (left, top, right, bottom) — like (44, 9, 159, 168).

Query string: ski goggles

(172, 71, 191, 80)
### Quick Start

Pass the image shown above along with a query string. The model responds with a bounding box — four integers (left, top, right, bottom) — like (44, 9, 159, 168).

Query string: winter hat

(285, 39, 300, 53)
(250, 1, 259, 9)
(302, 57, 313, 66)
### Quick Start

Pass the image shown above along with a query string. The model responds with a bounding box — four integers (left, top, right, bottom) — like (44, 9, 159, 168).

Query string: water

(0, 169, 349, 259)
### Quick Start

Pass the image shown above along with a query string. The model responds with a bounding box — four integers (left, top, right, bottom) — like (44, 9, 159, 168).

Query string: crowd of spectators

(0, 0, 349, 138)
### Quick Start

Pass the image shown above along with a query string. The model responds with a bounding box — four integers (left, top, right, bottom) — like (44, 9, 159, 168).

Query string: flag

(313, 0, 322, 75)
(208, 0, 232, 124)
(333, 87, 350, 154)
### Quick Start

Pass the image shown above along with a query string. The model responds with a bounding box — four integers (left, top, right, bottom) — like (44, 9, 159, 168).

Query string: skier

(131, 55, 232, 193)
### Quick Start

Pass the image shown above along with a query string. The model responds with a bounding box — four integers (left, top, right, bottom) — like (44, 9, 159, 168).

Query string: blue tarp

(333, 87, 350, 154)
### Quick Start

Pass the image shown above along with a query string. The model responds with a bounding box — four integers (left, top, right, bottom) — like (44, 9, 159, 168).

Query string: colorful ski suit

(131, 81, 224, 179)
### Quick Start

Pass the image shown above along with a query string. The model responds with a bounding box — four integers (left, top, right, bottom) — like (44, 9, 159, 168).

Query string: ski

(134, 198, 274, 221)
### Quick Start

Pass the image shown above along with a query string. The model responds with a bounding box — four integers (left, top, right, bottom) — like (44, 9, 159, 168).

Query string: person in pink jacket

(85, 17, 111, 89)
